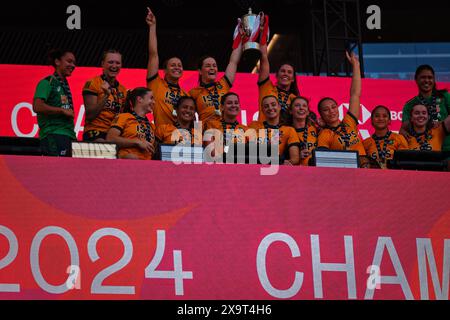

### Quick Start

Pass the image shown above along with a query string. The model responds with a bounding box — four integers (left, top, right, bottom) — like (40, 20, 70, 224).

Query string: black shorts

(83, 130, 107, 142)
(40, 134, 75, 157)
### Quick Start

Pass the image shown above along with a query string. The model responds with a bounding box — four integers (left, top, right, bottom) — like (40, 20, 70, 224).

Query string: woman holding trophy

(189, 16, 249, 124)
(255, 13, 300, 124)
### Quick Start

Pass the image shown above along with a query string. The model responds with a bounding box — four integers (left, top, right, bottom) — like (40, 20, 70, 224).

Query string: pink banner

(0, 155, 449, 300)
(2, 64, 449, 141)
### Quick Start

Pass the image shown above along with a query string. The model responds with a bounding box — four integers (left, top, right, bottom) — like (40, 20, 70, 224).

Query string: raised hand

(346, 51, 360, 67)
(259, 12, 265, 31)
(146, 7, 156, 26)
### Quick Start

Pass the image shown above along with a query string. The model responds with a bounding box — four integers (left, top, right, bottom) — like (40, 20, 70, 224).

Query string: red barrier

(0, 155, 449, 300)
(2, 64, 449, 141)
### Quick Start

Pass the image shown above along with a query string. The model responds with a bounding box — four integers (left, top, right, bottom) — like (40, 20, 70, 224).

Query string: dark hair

(197, 55, 216, 84)
(261, 95, 279, 107)
(101, 49, 122, 63)
(220, 92, 239, 105)
(410, 103, 433, 131)
(290, 96, 310, 109)
(317, 97, 338, 116)
(415, 64, 435, 80)
(47, 49, 74, 67)
(123, 87, 151, 113)
(276, 63, 300, 96)
(163, 56, 182, 70)
(414, 64, 448, 97)
(371, 105, 391, 121)
(174, 96, 196, 109)
(288, 96, 317, 127)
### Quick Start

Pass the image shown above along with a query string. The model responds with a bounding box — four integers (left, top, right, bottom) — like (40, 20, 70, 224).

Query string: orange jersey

(82, 75, 127, 133)
(147, 74, 189, 126)
(403, 125, 446, 151)
(363, 132, 409, 167)
(293, 124, 319, 166)
(189, 76, 232, 123)
(248, 121, 300, 156)
(111, 113, 156, 160)
(258, 78, 297, 121)
(155, 124, 203, 145)
(317, 112, 366, 156)
(204, 120, 249, 144)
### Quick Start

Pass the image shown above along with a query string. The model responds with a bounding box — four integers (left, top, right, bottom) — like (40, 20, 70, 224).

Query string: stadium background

(2, 0, 450, 76)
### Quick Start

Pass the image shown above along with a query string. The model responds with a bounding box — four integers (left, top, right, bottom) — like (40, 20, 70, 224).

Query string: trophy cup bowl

(242, 8, 260, 52)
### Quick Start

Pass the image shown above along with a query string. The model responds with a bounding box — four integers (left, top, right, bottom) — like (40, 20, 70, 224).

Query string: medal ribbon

(53, 72, 73, 110)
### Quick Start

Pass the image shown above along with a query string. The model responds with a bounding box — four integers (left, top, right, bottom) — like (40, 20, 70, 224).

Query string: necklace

(101, 74, 122, 113)
(328, 123, 351, 149)
(202, 82, 221, 116)
(418, 93, 441, 122)
(277, 88, 290, 112)
(132, 112, 154, 143)
(410, 128, 433, 151)
(263, 121, 280, 144)
(295, 125, 308, 150)
(53, 72, 73, 110)
(372, 131, 392, 165)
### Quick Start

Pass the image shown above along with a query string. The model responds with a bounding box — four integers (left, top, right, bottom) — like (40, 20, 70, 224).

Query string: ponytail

(123, 87, 151, 113)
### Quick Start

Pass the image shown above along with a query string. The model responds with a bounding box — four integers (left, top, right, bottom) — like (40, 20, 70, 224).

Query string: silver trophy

(241, 8, 261, 52)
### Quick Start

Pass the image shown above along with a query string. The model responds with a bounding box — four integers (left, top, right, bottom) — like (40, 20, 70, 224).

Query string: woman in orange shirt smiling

(402, 103, 450, 151)
(317, 52, 368, 167)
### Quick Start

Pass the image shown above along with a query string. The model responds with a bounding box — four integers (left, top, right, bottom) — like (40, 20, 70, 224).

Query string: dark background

(1, 0, 449, 72)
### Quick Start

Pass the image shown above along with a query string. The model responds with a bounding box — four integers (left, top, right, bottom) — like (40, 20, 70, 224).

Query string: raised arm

(224, 42, 243, 85)
(346, 51, 362, 120)
(258, 43, 270, 83)
(146, 7, 159, 80)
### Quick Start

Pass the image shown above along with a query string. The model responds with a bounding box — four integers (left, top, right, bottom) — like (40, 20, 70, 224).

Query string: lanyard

(202, 82, 221, 115)
(53, 72, 73, 110)
(418, 94, 441, 122)
(132, 112, 153, 143)
(328, 123, 351, 149)
(411, 128, 433, 151)
(372, 131, 392, 164)
(101, 74, 122, 113)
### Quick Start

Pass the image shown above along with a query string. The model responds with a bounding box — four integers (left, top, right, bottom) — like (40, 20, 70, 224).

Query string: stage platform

(0, 155, 449, 300)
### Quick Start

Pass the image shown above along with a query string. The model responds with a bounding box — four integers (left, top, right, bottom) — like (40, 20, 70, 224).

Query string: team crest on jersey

(61, 95, 68, 104)
(137, 124, 146, 140)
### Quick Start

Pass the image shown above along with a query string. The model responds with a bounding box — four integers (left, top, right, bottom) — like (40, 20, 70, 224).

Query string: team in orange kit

(204, 92, 250, 160)
(287, 97, 319, 166)
(82, 50, 127, 142)
(155, 96, 202, 146)
(363, 105, 408, 169)
(106, 87, 157, 160)
(402, 103, 450, 151)
(249, 95, 301, 165)
(188, 19, 245, 124)
(257, 43, 299, 124)
(28, 6, 450, 171)
(146, 7, 189, 127)
(317, 52, 368, 167)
